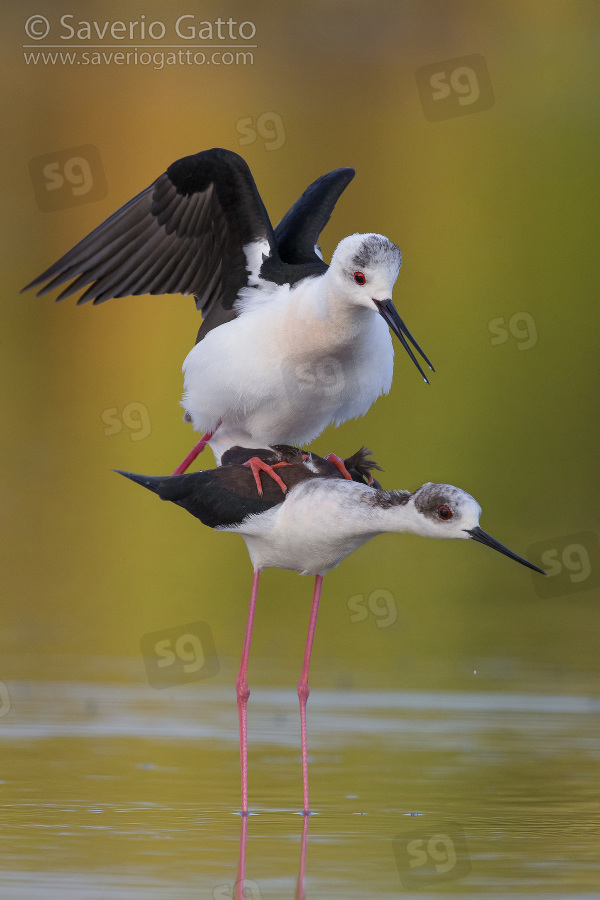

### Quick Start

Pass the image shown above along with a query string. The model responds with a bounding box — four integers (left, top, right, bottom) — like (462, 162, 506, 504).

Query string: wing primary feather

(274, 167, 355, 265)
(22, 187, 155, 293)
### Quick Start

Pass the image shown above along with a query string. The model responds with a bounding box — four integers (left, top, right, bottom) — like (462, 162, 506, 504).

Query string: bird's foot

(243, 458, 289, 496)
(325, 453, 353, 481)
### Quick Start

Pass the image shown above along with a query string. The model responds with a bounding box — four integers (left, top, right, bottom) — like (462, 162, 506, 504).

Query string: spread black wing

(22, 153, 355, 343)
(22, 149, 277, 330)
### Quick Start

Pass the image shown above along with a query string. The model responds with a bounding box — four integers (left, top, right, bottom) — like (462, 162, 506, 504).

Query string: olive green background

(3, 0, 599, 693)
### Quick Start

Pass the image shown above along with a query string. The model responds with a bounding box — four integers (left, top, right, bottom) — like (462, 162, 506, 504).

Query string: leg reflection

(295, 812, 310, 900)
(298, 574, 323, 814)
(234, 811, 248, 900)
(233, 811, 310, 900)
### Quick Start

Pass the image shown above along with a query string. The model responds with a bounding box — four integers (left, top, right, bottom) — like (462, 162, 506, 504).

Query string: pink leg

(236, 569, 260, 815)
(325, 453, 352, 481)
(171, 420, 221, 476)
(298, 574, 324, 815)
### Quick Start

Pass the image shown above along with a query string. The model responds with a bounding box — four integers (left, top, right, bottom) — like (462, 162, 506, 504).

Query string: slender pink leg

(298, 574, 324, 815)
(234, 812, 248, 900)
(325, 453, 353, 481)
(171, 420, 221, 476)
(236, 569, 260, 815)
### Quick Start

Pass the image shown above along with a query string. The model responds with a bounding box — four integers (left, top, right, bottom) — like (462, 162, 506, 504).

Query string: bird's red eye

(438, 505, 452, 520)
(353, 271, 366, 285)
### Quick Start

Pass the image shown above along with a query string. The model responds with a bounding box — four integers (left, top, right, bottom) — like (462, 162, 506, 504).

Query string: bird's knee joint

(297, 682, 310, 702)
(236, 682, 250, 703)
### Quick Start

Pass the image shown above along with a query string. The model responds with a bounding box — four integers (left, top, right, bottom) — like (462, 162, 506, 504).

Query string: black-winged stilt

(117, 446, 544, 815)
(22, 148, 434, 485)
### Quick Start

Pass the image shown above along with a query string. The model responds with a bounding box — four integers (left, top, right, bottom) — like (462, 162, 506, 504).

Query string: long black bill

(374, 299, 434, 383)
(466, 526, 545, 574)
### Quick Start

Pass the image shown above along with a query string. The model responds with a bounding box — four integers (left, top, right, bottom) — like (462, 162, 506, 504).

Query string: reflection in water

(1, 679, 599, 897)
(234, 809, 310, 899)
(235, 813, 248, 900)
(295, 813, 310, 900)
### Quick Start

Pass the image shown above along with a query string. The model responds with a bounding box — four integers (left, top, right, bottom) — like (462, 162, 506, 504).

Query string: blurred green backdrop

(2, 0, 599, 692)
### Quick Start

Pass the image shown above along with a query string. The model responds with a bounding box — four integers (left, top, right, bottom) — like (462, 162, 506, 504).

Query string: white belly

(225, 480, 379, 575)
(181, 286, 394, 459)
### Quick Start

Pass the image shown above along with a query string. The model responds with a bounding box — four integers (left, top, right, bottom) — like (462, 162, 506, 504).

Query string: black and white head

(329, 233, 402, 308)
(407, 483, 545, 573)
(329, 233, 433, 381)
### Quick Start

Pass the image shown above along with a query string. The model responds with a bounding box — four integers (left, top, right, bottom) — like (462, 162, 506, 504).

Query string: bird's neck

(289, 481, 417, 542)
(322, 273, 360, 310)
(280, 276, 372, 354)
(346, 488, 418, 538)
(318, 275, 374, 337)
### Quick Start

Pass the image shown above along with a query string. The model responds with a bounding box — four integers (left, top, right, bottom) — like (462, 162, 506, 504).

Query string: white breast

(181, 279, 395, 460)
(224, 479, 383, 576)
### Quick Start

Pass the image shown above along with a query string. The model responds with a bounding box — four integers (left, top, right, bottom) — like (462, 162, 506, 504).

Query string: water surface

(1, 679, 598, 897)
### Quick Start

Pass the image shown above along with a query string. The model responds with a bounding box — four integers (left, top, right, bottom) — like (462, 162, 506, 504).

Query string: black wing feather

(274, 167, 355, 265)
(23, 152, 356, 344)
(22, 149, 277, 328)
(116, 469, 281, 529)
(116, 446, 381, 530)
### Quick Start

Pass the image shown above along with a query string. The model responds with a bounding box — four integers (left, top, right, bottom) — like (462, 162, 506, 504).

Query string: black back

(117, 446, 380, 529)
